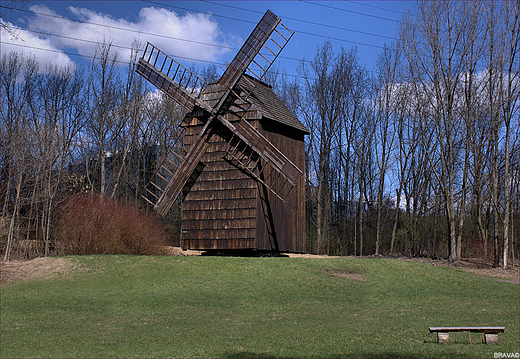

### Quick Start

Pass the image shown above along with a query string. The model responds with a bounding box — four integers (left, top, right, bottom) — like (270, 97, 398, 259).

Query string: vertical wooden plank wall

(181, 120, 258, 249)
(256, 119, 306, 253)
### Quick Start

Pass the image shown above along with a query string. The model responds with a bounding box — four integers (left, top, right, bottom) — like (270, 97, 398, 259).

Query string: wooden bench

(429, 327, 505, 344)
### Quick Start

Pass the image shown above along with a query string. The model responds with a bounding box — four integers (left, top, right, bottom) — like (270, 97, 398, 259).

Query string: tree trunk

(358, 180, 364, 257)
(4, 177, 22, 261)
(390, 187, 401, 254)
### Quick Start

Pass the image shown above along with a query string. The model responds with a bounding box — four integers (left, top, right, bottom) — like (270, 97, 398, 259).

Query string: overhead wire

(2, 41, 130, 65)
(199, 0, 395, 40)
(144, 0, 393, 48)
(348, 1, 405, 15)
(5, 27, 304, 74)
(3, 36, 329, 80)
(2, 40, 228, 67)
(0, 5, 235, 50)
(0, 2, 396, 78)
(18, 28, 134, 53)
(0, 3, 342, 66)
(1, 2, 395, 52)
(299, 0, 402, 23)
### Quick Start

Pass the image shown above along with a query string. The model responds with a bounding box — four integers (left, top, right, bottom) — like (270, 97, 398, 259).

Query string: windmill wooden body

(136, 10, 308, 253)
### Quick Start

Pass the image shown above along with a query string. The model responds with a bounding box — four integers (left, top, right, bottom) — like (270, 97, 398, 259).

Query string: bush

(55, 194, 170, 256)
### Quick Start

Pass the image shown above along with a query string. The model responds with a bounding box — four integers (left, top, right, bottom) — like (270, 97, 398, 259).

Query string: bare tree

(338, 49, 371, 256)
(1, 53, 38, 260)
(30, 64, 85, 254)
(374, 44, 399, 255)
(85, 40, 122, 196)
(298, 42, 337, 254)
(352, 105, 375, 256)
(389, 83, 411, 255)
(399, 1, 472, 261)
(109, 41, 144, 199)
(455, 1, 487, 260)
(495, 1, 520, 268)
(0, 1, 26, 37)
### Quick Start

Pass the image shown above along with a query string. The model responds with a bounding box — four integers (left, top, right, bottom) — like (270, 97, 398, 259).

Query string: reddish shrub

(55, 194, 170, 256)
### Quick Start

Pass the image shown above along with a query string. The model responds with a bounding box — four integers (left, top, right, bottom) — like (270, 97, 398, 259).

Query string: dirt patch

(396, 257, 519, 284)
(163, 246, 202, 256)
(1, 257, 73, 285)
(0, 247, 201, 285)
(323, 268, 365, 283)
(287, 253, 342, 259)
(461, 267, 519, 284)
(288, 253, 519, 284)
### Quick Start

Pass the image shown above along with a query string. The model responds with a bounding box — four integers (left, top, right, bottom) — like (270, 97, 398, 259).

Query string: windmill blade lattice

(219, 10, 282, 89)
(136, 43, 207, 113)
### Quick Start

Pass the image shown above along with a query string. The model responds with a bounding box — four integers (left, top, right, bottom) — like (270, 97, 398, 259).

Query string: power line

(18, 27, 227, 59)
(143, 0, 257, 25)
(144, 1, 387, 49)
(200, 0, 395, 40)
(22, 28, 133, 52)
(2, 40, 314, 79)
(300, 1, 402, 23)
(4, 38, 382, 87)
(1, 41, 227, 67)
(3, 3, 387, 62)
(1, 3, 385, 77)
(5, 3, 383, 58)
(2, 41, 130, 64)
(0, 5, 234, 50)
(297, 31, 383, 49)
(198, 0, 264, 15)
(349, 1, 405, 16)
(18, 26, 307, 66)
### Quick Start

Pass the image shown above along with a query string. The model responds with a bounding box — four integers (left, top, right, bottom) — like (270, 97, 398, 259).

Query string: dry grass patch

(1, 257, 73, 284)
(322, 267, 366, 283)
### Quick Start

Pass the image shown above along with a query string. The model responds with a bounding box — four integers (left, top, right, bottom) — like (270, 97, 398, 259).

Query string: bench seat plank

(429, 326, 505, 344)
(429, 327, 505, 333)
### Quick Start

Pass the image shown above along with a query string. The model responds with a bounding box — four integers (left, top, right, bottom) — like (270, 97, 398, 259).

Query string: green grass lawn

(1, 255, 518, 358)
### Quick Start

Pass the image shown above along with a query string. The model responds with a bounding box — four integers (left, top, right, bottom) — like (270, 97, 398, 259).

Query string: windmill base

(201, 249, 288, 257)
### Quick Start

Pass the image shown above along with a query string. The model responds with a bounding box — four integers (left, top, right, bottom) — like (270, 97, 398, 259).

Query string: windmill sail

(218, 10, 280, 89)
(136, 43, 210, 213)
(136, 43, 207, 112)
(154, 135, 210, 216)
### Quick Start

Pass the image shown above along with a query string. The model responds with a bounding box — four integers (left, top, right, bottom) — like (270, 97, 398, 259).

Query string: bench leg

(483, 333, 498, 344)
(437, 332, 449, 343)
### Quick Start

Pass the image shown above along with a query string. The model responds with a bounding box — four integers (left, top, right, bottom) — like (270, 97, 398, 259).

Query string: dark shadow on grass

(223, 351, 274, 358)
(223, 351, 427, 358)
(343, 352, 426, 358)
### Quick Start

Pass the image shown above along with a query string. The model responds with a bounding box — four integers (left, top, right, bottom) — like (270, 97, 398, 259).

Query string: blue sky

(1, 1, 414, 78)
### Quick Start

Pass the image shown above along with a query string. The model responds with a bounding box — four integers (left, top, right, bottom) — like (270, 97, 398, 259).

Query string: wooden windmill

(136, 10, 309, 253)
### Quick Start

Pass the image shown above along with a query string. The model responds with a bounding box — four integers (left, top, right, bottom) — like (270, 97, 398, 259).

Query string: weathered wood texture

(218, 10, 279, 89)
(429, 326, 505, 345)
(255, 119, 306, 252)
(429, 327, 505, 333)
(180, 76, 307, 252)
(181, 120, 257, 249)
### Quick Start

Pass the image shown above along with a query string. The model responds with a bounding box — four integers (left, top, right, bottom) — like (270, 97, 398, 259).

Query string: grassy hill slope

(1, 255, 518, 358)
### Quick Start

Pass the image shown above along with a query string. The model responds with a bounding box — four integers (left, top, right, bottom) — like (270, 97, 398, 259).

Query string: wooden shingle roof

(237, 75, 310, 134)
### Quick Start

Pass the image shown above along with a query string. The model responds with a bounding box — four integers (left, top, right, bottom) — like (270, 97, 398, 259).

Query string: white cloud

(24, 5, 228, 66)
(1, 20, 75, 70)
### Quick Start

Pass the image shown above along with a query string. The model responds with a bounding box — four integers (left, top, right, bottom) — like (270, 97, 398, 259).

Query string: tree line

(1, 40, 187, 260)
(272, 1, 519, 266)
(1, 1, 518, 266)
